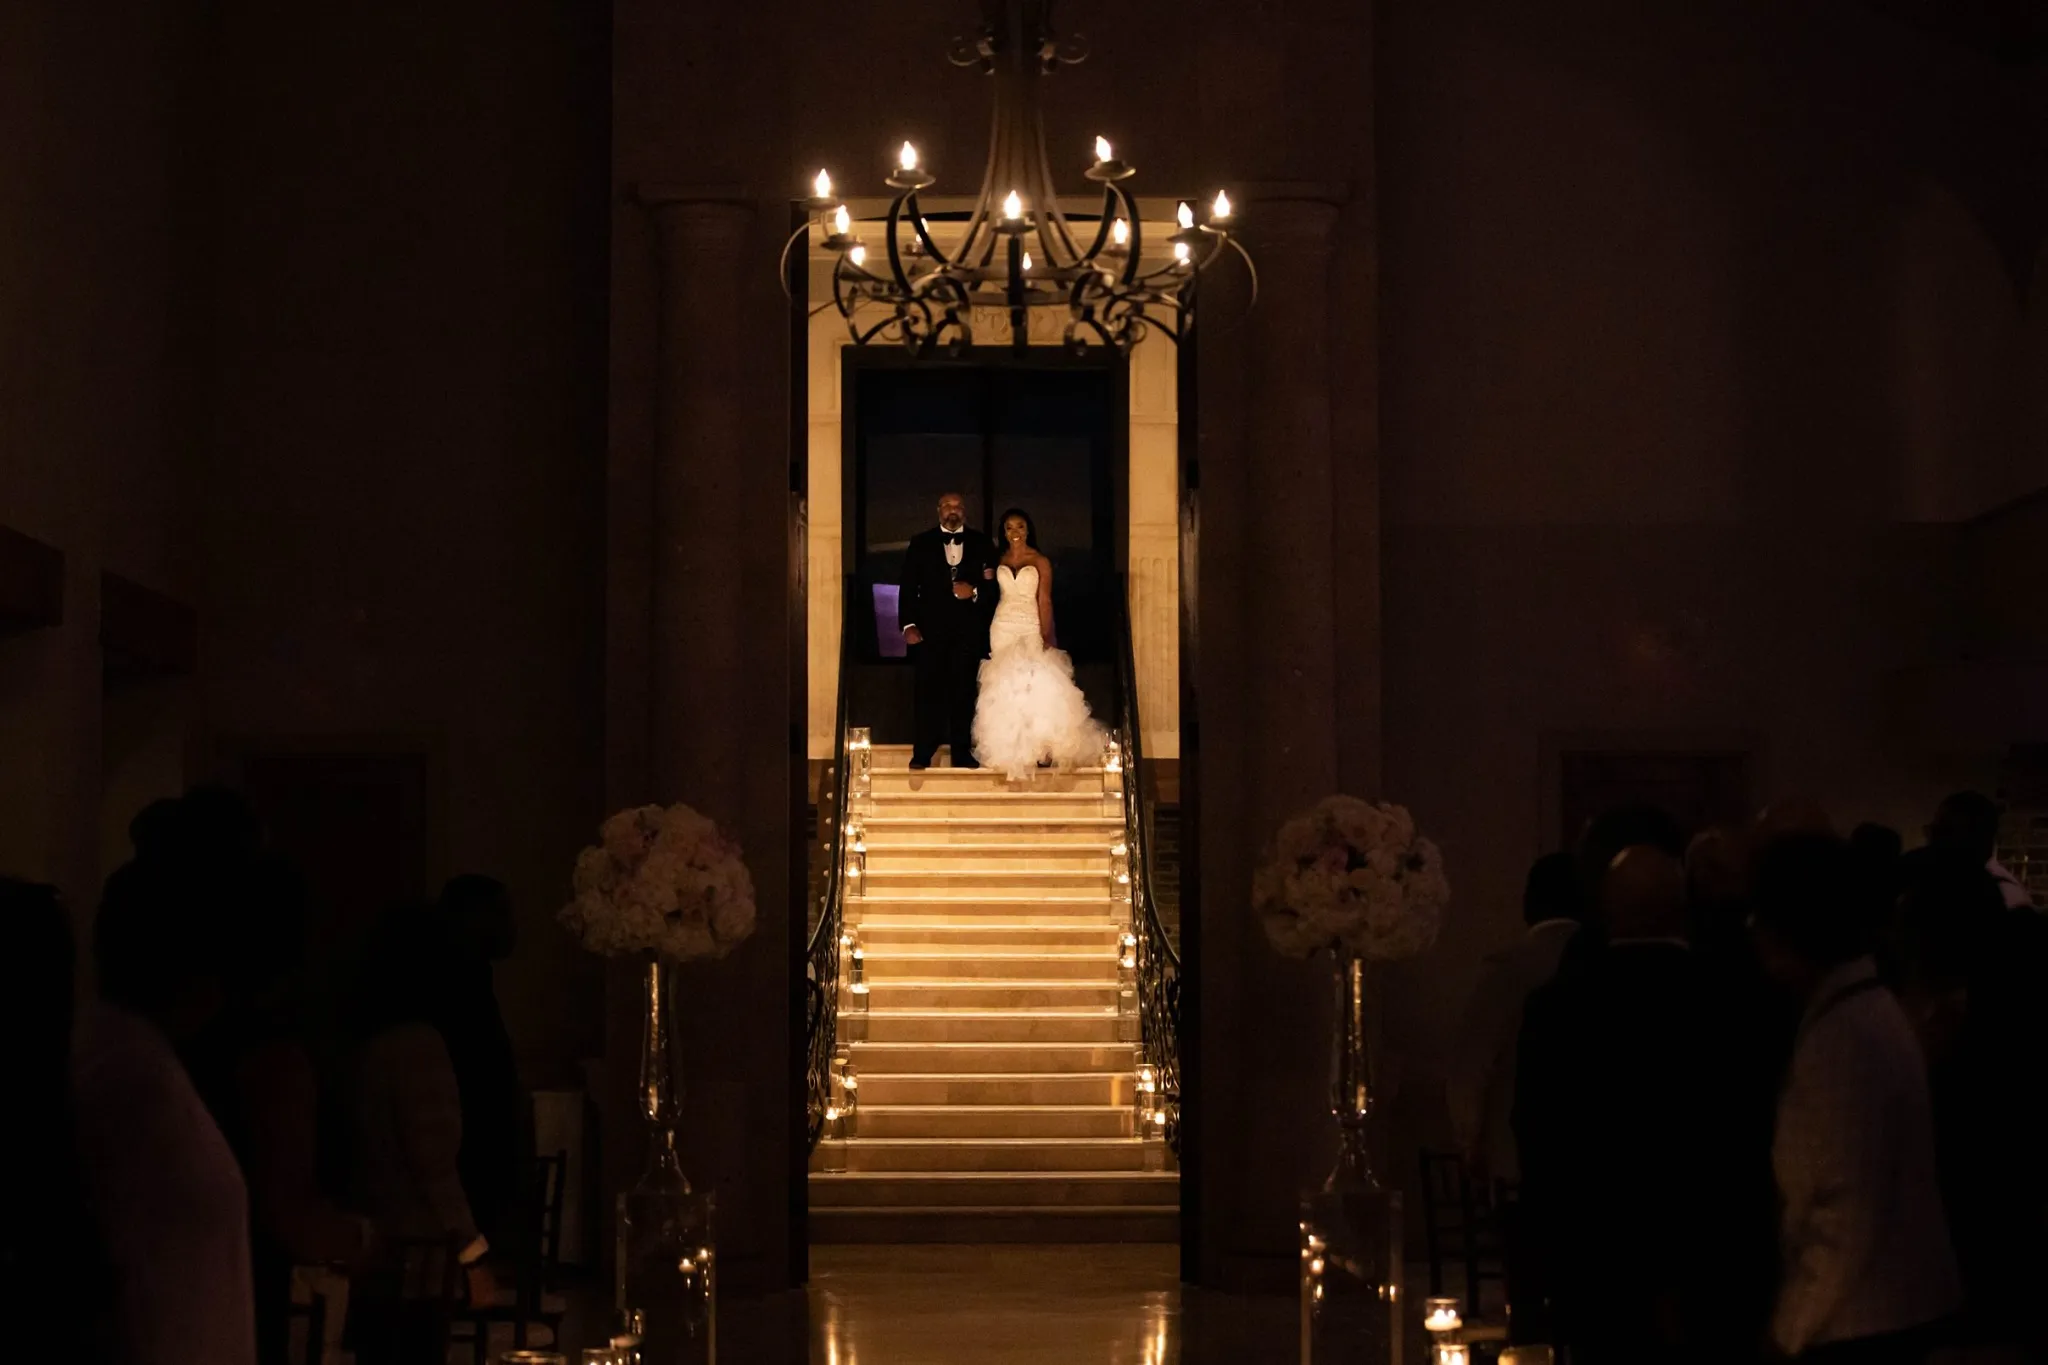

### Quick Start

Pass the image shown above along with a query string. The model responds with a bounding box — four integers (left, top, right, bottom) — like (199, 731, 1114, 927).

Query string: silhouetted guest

(1514, 846, 1744, 1363)
(0, 878, 114, 1364)
(1751, 834, 1959, 1364)
(1448, 851, 1582, 1183)
(1927, 790, 2032, 910)
(83, 857, 257, 1365)
(428, 874, 528, 1254)
(182, 849, 371, 1365)
(1894, 850, 2048, 1356)
(1559, 803, 1689, 978)
(1685, 825, 1790, 1358)
(1684, 825, 1748, 951)
(348, 911, 496, 1327)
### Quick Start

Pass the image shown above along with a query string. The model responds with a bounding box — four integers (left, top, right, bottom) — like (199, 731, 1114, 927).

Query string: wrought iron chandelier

(789, 0, 1250, 355)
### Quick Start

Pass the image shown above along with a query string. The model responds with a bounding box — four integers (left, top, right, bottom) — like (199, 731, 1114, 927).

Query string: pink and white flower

(1254, 795, 1448, 961)
(559, 802, 757, 961)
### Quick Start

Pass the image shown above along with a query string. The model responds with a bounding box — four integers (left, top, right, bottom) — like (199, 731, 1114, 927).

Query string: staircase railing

(1112, 576, 1183, 1155)
(803, 577, 858, 1153)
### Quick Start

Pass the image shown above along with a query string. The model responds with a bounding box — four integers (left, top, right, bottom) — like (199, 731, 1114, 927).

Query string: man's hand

(952, 582, 975, 600)
(903, 626, 924, 646)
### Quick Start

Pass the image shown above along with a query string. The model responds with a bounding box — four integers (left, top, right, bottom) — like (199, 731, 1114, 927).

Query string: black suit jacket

(1513, 942, 1755, 1351)
(899, 527, 997, 649)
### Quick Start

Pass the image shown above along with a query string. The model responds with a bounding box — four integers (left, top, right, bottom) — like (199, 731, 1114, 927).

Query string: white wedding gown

(972, 563, 1105, 780)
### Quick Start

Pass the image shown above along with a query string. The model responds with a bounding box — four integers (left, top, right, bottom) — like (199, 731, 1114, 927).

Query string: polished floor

(551, 1245, 1392, 1364)
(811, 1246, 1195, 1365)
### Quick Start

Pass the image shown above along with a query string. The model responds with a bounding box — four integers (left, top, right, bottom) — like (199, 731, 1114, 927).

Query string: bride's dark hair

(995, 507, 1040, 551)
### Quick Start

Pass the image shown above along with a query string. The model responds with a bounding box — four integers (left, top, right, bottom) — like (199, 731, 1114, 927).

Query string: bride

(973, 508, 1105, 780)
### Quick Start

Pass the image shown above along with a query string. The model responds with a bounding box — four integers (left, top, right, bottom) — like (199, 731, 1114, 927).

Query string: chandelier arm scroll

(777, 222, 812, 302)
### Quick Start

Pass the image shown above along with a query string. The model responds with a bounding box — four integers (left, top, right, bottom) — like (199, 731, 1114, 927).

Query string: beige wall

(190, 0, 610, 1081)
(0, 0, 199, 905)
(1375, 0, 2043, 1127)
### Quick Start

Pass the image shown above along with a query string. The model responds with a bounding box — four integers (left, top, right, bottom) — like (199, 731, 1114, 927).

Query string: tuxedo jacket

(899, 527, 997, 648)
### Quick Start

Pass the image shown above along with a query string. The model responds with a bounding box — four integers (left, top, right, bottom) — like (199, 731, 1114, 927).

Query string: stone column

(606, 190, 795, 1295)
(1194, 189, 1351, 1289)
(651, 197, 756, 807)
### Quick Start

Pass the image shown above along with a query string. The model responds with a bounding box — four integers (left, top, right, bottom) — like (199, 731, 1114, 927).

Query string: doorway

(842, 352, 1126, 744)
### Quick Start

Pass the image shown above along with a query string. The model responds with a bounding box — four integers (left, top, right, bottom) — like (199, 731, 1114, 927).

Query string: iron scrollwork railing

(1113, 576, 1182, 1154)
(803, 579, 859, 1152)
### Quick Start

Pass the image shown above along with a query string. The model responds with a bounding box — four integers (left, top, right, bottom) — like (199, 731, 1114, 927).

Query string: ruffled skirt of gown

(972, 618, 1104, 781)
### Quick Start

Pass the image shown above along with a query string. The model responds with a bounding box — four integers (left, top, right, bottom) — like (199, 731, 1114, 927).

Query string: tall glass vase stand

(1300, 954, 1403, 1365)
(616, 961, 716, 1365)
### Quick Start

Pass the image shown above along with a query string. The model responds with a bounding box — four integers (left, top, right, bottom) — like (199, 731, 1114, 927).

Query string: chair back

(534, 1150, 569, 1282)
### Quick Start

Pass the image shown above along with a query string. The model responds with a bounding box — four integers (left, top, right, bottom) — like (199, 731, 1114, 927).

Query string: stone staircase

(808, 744, 1179, 1243)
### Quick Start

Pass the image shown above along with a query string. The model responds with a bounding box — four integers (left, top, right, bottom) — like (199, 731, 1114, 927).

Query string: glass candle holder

(1424, 1297, 1463, 1335)
(847, 727, 872, 800)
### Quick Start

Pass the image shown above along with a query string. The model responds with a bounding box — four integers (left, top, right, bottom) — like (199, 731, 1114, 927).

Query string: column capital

(634, 186, 758, 240)
(1234, 186, 1347, 251)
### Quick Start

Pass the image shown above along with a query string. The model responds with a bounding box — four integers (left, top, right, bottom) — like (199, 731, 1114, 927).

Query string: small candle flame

(1003, 190, 1024, 220)
(1021, 251, 1033, 272)
(1212, 189, 1233, 220)
(814, 169, 832, 199)
(832, 204, 851, 236)
(1111, 218, 1129, 247)
(898, 141, 919, 172)
(1177, 201, 1195, 230)
(1173, 240, 1191, 263)
(848, 244, 867, 267)
(1095, 135, 1113, 163)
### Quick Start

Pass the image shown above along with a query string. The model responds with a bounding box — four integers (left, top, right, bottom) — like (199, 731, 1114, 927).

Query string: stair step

(857, 923, 1124, 950)
(862, 868, 1113, 894)
(863, 844, 1112, 873)
(860, 1009, 1124, 1044)
(857, 1071, 1135, 1106)
(870, 769, 1106, 796)
(808, 1204, 1178, 1244)
(860, 793, 1114, 819)
(862, 817, 1124, 846)
(862, 951, 1119, 982)
(833, 1136, 1154, 1172)
(866, 980, 1122, 1010)
(851, 1042, 1137, 1073)
(808, 1169, 1178, 1208)
(850, 897, 1114, 922)
(857, 1104, 1134, 1138)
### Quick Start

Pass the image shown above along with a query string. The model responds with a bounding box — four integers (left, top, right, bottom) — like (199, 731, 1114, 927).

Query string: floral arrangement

(1254, 795, 1449, 960)
(560, 803, 756, 961)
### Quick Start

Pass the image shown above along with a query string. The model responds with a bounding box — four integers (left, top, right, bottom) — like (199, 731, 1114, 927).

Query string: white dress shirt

(1770, 958, 1960, 1354)
(73, 1003, 257, 1365)
(1447, 917, 1579, 1181)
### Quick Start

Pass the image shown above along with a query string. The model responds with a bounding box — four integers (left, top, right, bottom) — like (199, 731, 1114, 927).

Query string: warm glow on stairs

(810, 748, 1177, 1244)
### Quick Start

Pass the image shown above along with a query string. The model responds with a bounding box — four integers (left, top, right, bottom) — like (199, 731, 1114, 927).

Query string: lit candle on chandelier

(1177, 201, 1195, 230)
(1211, 189, 1233, 221)
(1111, 218, 1130, 249)
(1003, 190, 1024, 221)
(899, 141, 919, 172)
(831, 204, 852, 238)
(813, 168, 833, 199)
(1095, 135, 1113, 164)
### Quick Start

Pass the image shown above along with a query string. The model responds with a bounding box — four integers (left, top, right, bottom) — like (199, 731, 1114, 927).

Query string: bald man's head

(1603, 845, 1688, 943)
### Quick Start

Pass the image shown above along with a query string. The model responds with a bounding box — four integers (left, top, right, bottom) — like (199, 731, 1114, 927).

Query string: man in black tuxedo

(1513, 844, 1751, 1363)
(898, 491, 997, 770)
